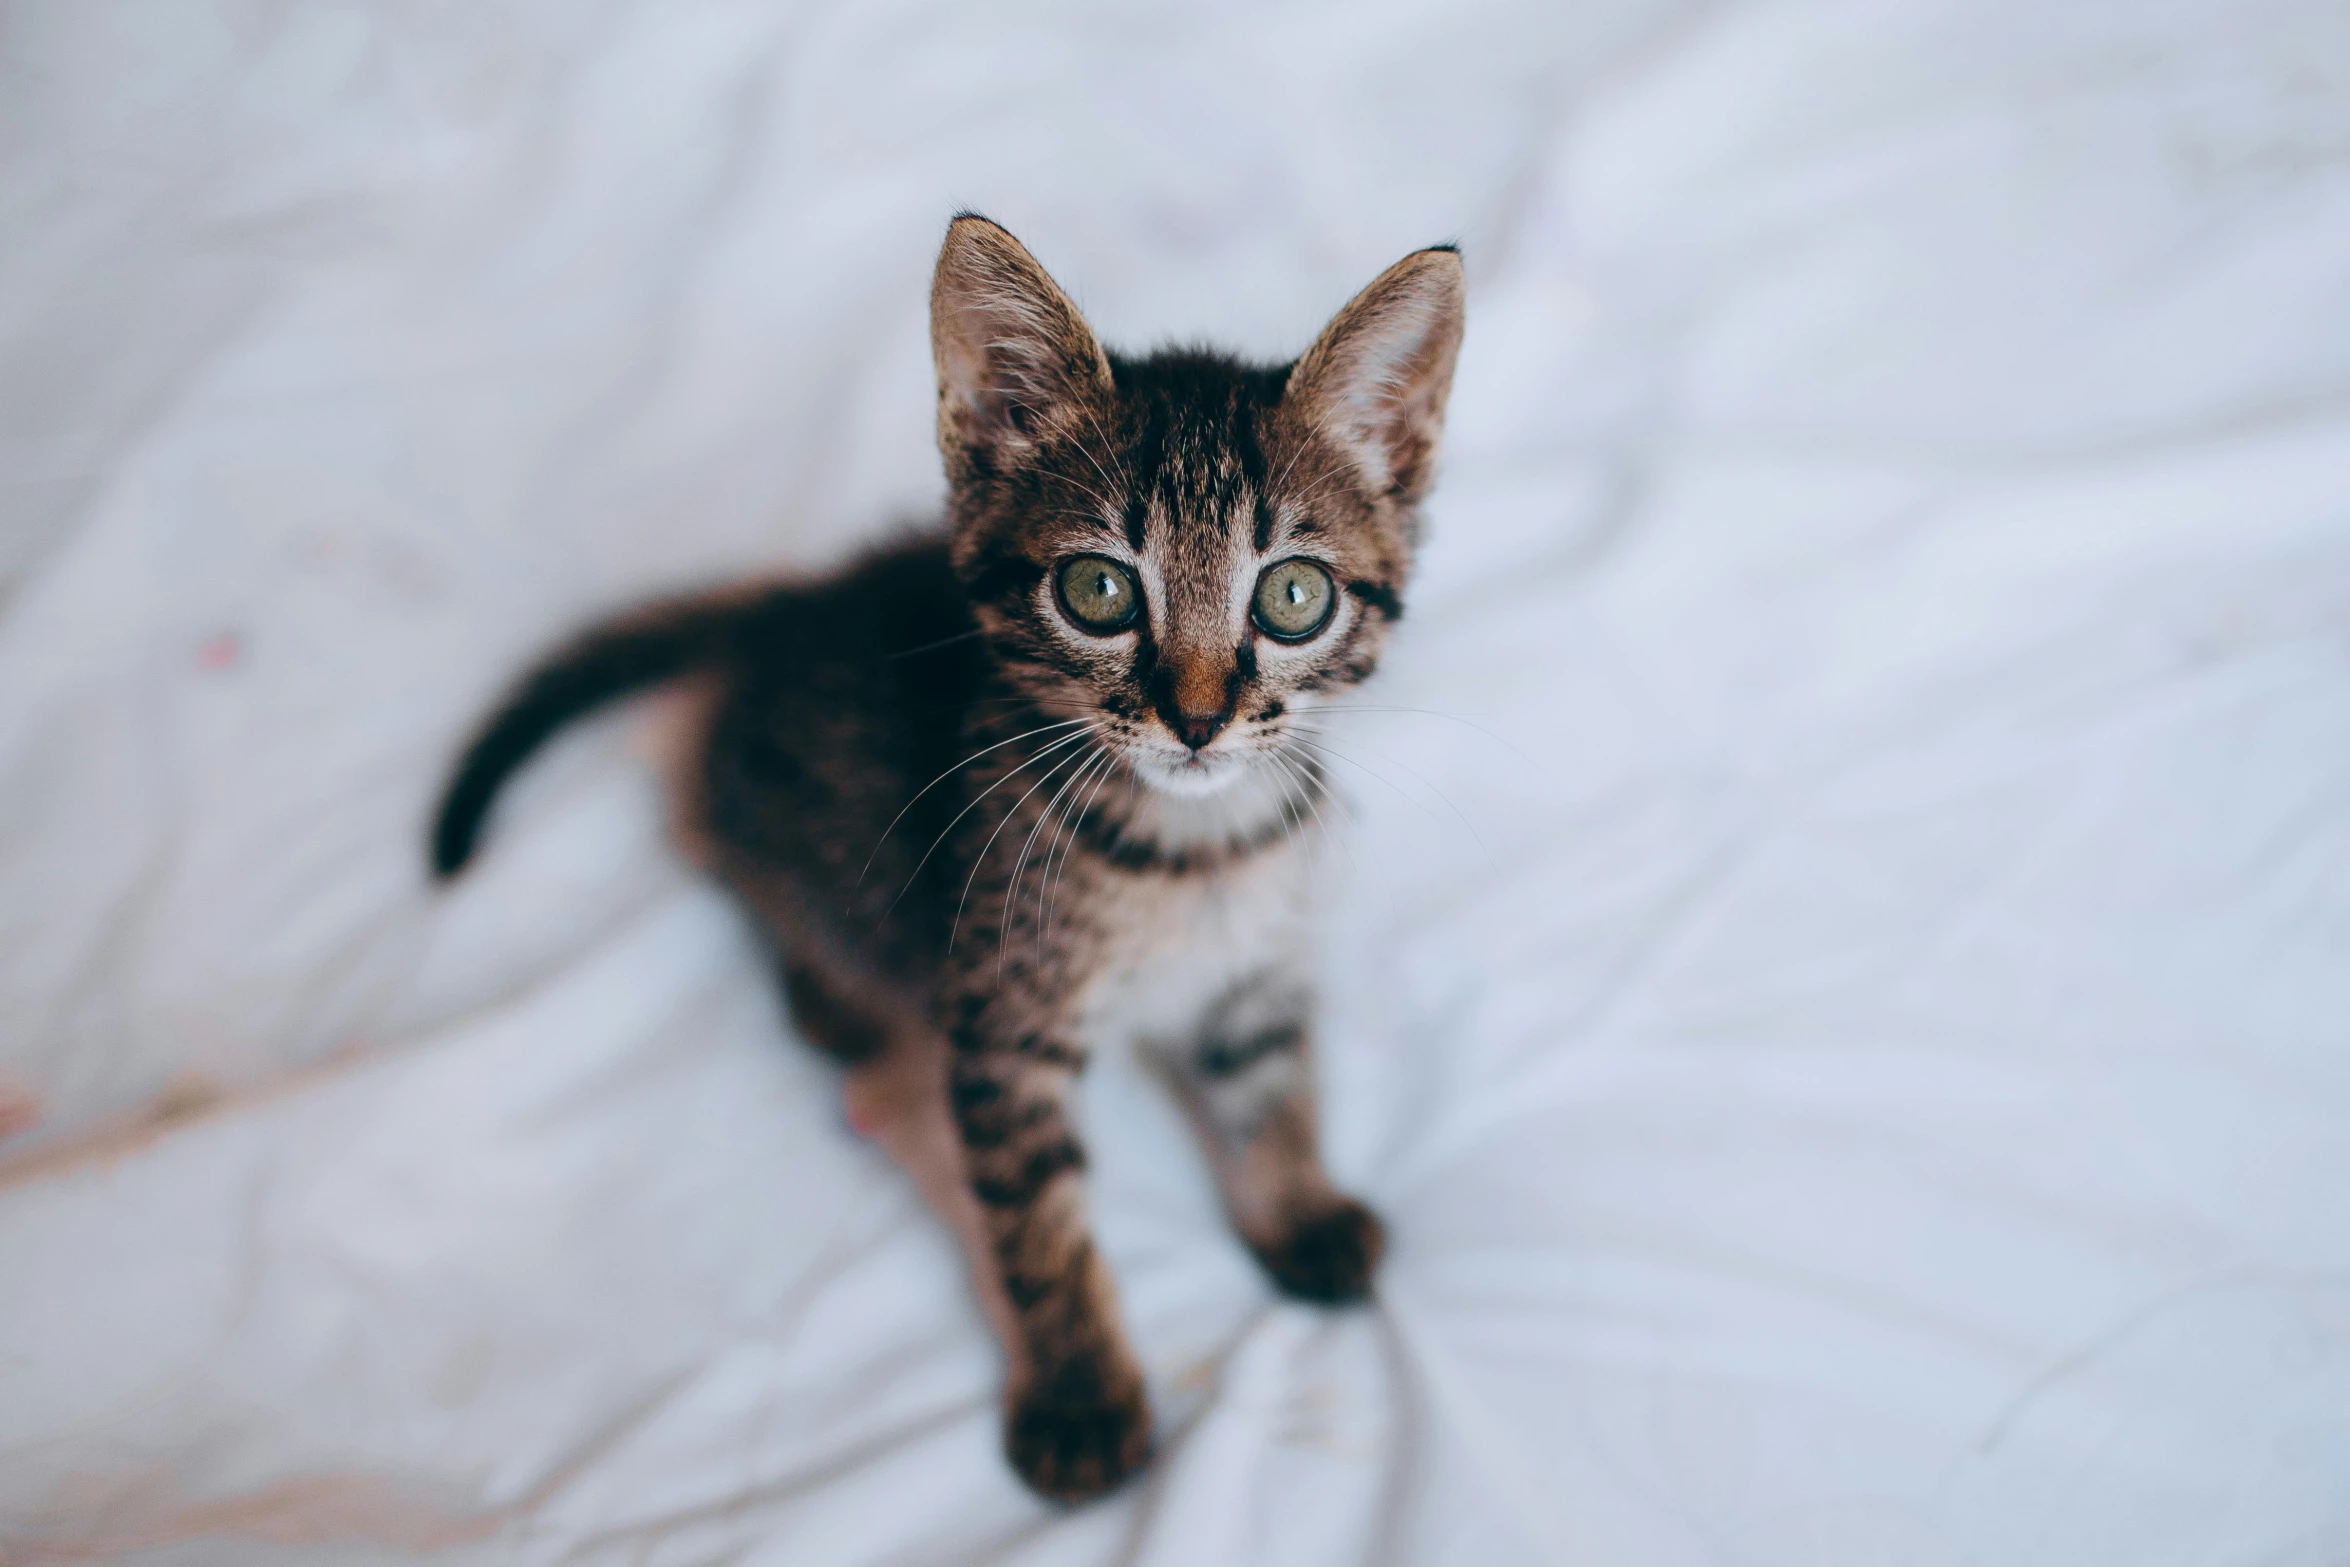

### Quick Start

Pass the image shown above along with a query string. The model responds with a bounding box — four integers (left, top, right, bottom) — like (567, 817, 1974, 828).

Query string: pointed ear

(1284, 247, 1465, 504)
(930, 215, 1113, 472)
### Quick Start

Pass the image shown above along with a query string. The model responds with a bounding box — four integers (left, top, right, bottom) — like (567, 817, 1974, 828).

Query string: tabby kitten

(430, 215, 1464, 1502)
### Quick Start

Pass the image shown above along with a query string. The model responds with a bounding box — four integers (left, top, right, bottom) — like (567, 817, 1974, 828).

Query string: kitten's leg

(780, 959, 890, 1066)
(1168, 975, 1384, 1304)
(945, 991, 1150, 1502)
(758, 898, 1145, 1498)
(777, 957, 1028, 1368)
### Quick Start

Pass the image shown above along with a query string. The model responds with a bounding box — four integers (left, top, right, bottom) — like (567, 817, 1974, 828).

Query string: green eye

(1055, 555, 1140, 633)
(1252, 558, 1335, 640)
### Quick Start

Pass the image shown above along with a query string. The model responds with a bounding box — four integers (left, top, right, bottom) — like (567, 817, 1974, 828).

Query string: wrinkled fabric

(3, 1, 2347, 1562)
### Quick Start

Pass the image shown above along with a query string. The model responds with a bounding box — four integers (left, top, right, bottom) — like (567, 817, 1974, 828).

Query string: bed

(4, 0, 2347, 1560)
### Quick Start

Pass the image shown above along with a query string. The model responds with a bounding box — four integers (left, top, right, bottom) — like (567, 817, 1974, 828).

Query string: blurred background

(4, 0, 2348, 1561)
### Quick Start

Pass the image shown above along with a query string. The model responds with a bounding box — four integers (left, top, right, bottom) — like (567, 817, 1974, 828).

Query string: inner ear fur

(930, 215, 1114, 475)
(1283, 247, 1465, 505)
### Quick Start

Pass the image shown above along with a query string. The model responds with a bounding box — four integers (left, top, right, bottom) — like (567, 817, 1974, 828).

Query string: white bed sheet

(4, 1, 2348, 1561)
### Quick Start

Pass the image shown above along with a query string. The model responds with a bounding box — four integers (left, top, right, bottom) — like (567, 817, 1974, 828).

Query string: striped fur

(430, 215, 1463, 1502)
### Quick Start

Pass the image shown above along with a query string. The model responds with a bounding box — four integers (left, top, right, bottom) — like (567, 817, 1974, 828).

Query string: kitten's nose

(1158, 652, 1234, 753)
(1170, 709, 1226, 752)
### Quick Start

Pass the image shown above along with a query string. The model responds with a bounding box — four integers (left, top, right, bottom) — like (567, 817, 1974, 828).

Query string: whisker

(1263, 754, 1308, 844)
(1286, 734, 1430, 816)
(1025, 745, 1112, 970)
(1267, 401, 1345, 502)
(883, 725, 1095, 923)
(1077, 403, 1133, 490)
(1262, 746, 1314, 831)
(1299, 703, 1537, 769)
(1266, 747, 1352, 878)
(1064, 428, 1129, 523)
(1040, 746, 1121, 961)
(883, 627, 987, 659)
(962, 695, 1099, 714)
(855, 716, 1092, 889)
(1277, 445, 1366, 517)
(950, 735, 1100, 954)
(997, 741, 1106, 981)
(1281, 746, 1351, 826)
(1038, 746, 1110, 907)
(1053, 470, 1122, 525)
(1296, 723, 1494, 873)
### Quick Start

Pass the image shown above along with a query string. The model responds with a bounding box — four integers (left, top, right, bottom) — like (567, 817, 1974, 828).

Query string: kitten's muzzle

(1151, 652, 1237, 752)
(1166, 708, 1228, 752)
(1146, 643, 1240, 751)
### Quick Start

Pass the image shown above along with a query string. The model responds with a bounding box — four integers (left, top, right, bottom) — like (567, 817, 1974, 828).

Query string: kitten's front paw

(1256, 1198, 1386, 1304)
(1005, 1354, 1153, 1503)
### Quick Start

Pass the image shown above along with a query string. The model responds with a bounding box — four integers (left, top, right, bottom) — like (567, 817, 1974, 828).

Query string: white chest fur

(1078, 836, 1316, 1057)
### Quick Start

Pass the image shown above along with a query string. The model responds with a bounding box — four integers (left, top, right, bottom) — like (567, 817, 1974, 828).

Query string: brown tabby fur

(430, 216, 1464, 1502)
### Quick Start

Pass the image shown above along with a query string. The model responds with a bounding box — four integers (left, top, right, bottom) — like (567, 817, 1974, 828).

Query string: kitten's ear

(1284, 246, 1465, 504)
(930, 215, 1113, 472)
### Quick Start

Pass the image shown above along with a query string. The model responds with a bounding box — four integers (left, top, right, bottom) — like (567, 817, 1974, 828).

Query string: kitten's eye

(1252, 558, 1335, 640)
(1055, 555, 1141, 634)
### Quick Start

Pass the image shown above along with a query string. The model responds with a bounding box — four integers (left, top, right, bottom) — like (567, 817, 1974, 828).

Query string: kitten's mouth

(1130, 745, 1248, 798)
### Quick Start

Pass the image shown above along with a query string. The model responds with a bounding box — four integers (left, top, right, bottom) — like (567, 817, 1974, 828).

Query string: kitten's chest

(1077, 843, 1313, 1053)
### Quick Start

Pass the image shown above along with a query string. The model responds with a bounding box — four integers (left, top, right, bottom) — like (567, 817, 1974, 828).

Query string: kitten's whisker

(1280, 746, 1348, 824)
(884, 725, 1095, 923)
(1274, 755, 1329, 868)
(1267, 401, 1345, 502)
(1273, 415, 1364, 514)
(1299, 704, 1537, 769)
(964, 695, 1097, 714)
(1041, 747, 1120, 959)
(1285, 744, 1359, 855)
(1029, 746, 1114, 969)
(950, 734, 1100, 955)
(856, 716, 1093, 890)
(1264, 754, 1308, 844)
(1290, 732, 1495, 875)
(1297, 722, 1493, 872)
(884, 627, 987, 659)
(1062, 427, 1129, 523)
(1077, 403, 1133, 490)
(1287, 734, 1429, 817)
(998, 742, 1106, 980)
(1052, 470, 1121, 524)
(1216, 762, 1260, 854)
(1262, 746, 1311, 826)
(1282, 456, 1370, 518)
(1267, 748, 1352, 878)
(1037, 747, 1109, 923)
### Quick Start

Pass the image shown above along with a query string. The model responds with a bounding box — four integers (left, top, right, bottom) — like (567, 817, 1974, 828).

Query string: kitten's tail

(429, 589, 766, 880)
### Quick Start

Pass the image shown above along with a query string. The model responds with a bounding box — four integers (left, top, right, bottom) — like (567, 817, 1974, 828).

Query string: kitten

(430, 215, 1463, 1502)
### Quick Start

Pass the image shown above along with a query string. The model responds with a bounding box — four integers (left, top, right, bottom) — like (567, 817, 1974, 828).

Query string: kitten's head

(930, 214, 1464, 798)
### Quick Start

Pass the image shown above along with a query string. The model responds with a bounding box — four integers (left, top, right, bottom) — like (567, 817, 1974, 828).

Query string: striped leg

(1170, 975, 1383, 1304)
(772, 956, 1027, 1365)
(946, 996, 1149, 1502)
